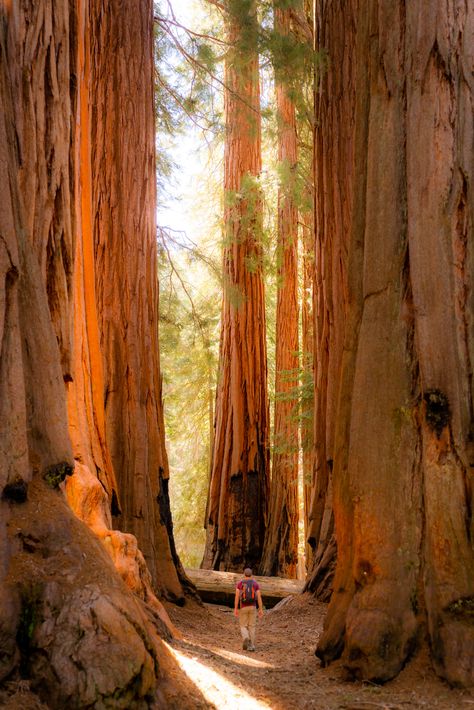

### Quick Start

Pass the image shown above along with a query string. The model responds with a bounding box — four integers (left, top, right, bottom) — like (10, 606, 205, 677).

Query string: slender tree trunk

(316, 1, 474, 688)
(301, 207, 315, 568)
(202, 0, 269, 572)
(287, 0, 315, 574)
(260, 5, 299, 579)
(305, 0, 355, 597)
(209, 374, 214, 464)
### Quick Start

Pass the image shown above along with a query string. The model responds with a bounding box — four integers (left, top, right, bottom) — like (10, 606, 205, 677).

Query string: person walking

(234, 567, 264, 651)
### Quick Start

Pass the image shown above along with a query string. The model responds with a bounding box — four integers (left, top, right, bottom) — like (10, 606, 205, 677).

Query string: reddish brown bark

(67, 0, 120, 511)
(202, 0, 270, 572)
(84, 0, 188, 603)
(301, 207, 315, 569)
(0, 0, 74, 512)
(306, 1, 354, 577)
(65, 0, 187, 617)
(316, 0, 474, 688)
(260, 6, 299, 579)
(0, 2, 180, 703)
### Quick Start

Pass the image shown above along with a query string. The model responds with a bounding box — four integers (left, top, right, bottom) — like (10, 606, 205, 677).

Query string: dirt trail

(165, 594, 474, 709)
(1, 592, 473, 708)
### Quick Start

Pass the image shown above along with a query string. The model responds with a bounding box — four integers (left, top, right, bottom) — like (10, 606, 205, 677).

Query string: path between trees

(164, 593, 474, 709)
(1, 592, 472, 708)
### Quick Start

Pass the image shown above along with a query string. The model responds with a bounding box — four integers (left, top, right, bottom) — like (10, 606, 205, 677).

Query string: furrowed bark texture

(305, 0, 355, 595)
(0, 2, 182, 705)
(87, 0, 188, 602)
(0, 0, 74, 543)
(66, 0, 121, 520)
(66, 0, 186, 620)
(298, 0, 316, 570)
(301, 207, 315, 568)
(316, 0, 474, 687)
(260, 6, 299, 579)
(202, 0, 270, 572)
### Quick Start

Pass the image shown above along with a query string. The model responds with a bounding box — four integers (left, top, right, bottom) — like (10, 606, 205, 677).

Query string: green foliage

(43, 462, 74, 489)
(272, 352, 314, 451)
(223, 279, 245, 309)
(446, 597, 474, 619)
(227, 0, 259, 58)
(158, 228, 220, 567)
(224, 174, 265, 271)
(154, 1, 225, 194)
(155, 0, 321, 564)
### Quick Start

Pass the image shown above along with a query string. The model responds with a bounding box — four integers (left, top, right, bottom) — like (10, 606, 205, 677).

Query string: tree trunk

(260, 5, 299, 579)
(84, 0, 189, 603)
(0, 2, 181, 704)
(316, 0, 474, 688)
(301, 207, 315, 569)
(305, 0, 356, 596)
(290, 0, 315, 573)
(186, 568, 304, 608)
(202, 0, 269, 572)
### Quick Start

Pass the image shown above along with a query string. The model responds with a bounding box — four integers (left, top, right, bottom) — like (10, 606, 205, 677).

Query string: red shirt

(237, 578, 260, 607)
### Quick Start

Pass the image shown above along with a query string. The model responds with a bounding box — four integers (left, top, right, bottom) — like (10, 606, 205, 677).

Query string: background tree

(159, 229, 220, 567)
(154, 0, 226, 569)
(201, 0, 270, 572)
(260, 2, 300, 579)
(315, 0, 474, 687)
(301, 208, 315, 569)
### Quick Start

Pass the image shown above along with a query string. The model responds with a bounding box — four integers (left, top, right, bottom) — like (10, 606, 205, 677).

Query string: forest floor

(2, 592, 474, 708)
(163, 593, 474, 710)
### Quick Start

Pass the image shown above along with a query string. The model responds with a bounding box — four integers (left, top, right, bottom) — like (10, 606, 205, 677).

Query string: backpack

(240, 578, 256, 604)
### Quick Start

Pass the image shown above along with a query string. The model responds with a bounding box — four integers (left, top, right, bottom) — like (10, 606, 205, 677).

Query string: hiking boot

(242, 638, 249, 650)
(248, 644, 255, 652)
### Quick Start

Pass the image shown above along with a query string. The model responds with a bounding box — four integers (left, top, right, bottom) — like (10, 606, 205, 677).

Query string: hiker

(234, 567, 264, 652)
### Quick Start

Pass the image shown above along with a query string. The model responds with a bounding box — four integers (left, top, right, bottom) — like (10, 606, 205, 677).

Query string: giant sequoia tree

(304, 0, 354, 596)
(315, 0, 474, 687)
(0, 0, 188, 703)
(260, 3, 300, 579)
(64, 0, 188, 605)
(202, 0, 270, 572)
(86, 0, 190, 602)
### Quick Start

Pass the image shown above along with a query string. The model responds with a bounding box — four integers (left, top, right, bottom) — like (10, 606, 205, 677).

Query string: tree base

(304, 535, 336, 602)
(3, 477, 178, 707)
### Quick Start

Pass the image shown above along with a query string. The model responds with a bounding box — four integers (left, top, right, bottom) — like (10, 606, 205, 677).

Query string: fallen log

(185, 568, 304, 608)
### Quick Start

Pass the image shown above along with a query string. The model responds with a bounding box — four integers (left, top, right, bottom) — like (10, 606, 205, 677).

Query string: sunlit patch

(180, 638, 274, 669)
(208, 646, 274, 668)
(165, 642, 273, 709)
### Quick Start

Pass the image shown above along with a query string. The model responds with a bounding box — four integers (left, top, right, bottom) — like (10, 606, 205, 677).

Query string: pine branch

(155, 69, 215, 134)
(157, 227, 218, 345)
(155, 3, 228, 47)
(160, 226, 222, 281)
(156, 7, 262, 118)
